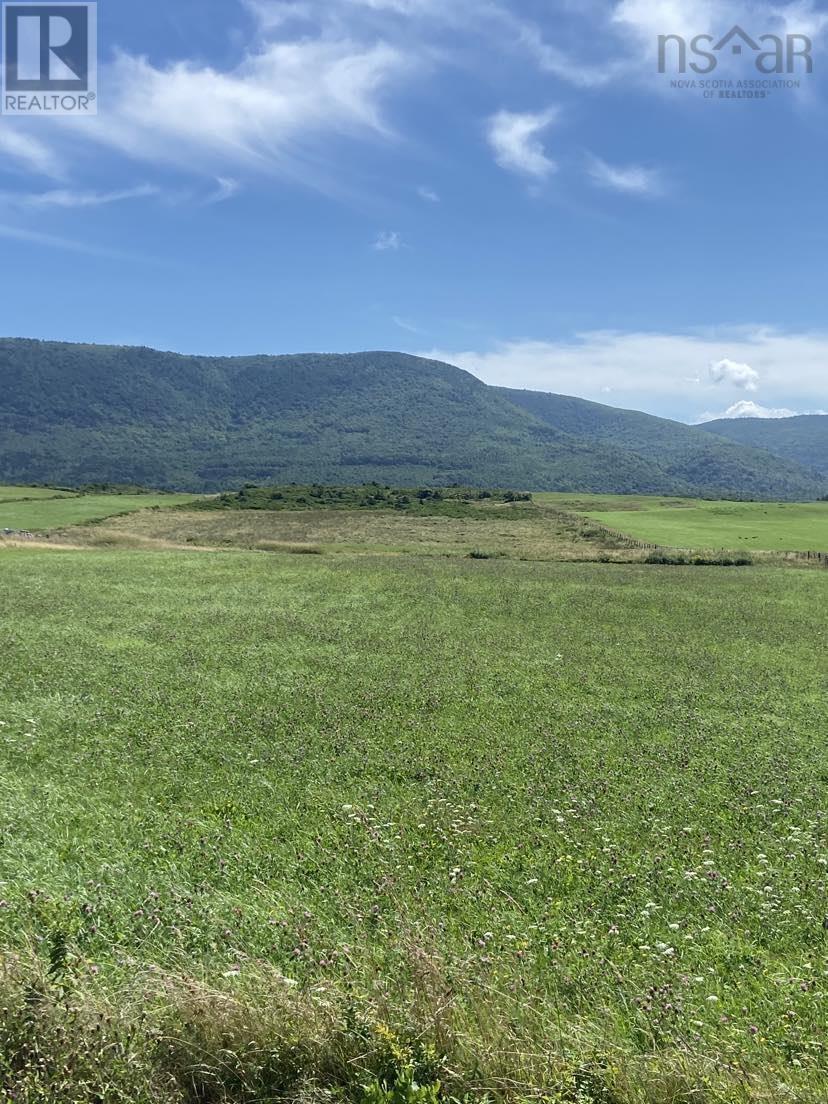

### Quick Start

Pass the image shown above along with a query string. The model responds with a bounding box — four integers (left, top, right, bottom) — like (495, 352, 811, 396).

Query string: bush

(645, 551, 752, 567)
(692, 553, 753, 566)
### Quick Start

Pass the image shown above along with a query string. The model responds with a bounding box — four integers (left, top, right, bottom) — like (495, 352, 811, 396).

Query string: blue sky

(0, 0, 826, 423)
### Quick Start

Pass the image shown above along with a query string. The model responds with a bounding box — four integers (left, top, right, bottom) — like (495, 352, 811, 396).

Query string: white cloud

(393, 315, 421, 332)
(373, 230, 402, 250)
(422, 328, 828, 421)
(696, 400, 800, 420)
(0, 185, 159, 209)
(486, 108, 559, 180)
(709, 357, 760, 391)
(587, 156, 663, 195)
(417, 185, 440, 202)
(70, 35, 408, 192)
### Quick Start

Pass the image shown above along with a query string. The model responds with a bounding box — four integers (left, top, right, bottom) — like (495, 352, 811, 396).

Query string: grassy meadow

(0, 486, 78, 502)
(0, 534, 827, 1102)
(536, 495, 828, 554)
(0, 491, 202, 532)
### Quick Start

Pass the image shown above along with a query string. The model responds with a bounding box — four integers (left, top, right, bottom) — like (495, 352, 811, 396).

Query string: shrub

(645, 551, 753, 567)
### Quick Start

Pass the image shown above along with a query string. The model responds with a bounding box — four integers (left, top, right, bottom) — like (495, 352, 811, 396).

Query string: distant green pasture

(536, 493, 828, 552)
(0, 494, 200, 531)
(0, 485, 76, 502)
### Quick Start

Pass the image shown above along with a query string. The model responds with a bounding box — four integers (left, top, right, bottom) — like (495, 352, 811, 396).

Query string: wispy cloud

(417, 185, 440, 202)
(0, 5, 423, 197)
(373, 230, 402, 250)
(486, 108, 559, 180)
(497, 12, 621, 88)
(76, 36, 409, 194)
(205, 177, 241, 204)
(0, 185, 159, 210)
(587, 156, 664, 196)
(0, 124, 64, 179)
(0, 223, 139, 260)
(392, 315, 421, 332)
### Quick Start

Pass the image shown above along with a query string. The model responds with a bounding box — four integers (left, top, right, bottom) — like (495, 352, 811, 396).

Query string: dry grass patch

(55, 507, 616, 562)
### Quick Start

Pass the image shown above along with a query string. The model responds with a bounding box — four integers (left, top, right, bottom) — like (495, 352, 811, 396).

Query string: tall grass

(0, 550, 826, 1100)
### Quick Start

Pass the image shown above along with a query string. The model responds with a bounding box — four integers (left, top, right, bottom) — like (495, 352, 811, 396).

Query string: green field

(1, 544, 826, 1102)
(0, 485, 77, 501)
(0, 492, 201, 531)
(539, 495, 828, 553)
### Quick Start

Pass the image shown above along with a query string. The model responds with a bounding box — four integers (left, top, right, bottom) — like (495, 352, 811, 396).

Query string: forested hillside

(1, 338, 824, 498)
(699, 413, 828, 477)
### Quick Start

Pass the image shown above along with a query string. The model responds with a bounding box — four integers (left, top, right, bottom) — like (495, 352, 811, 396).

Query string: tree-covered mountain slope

(496, 387, 826, 501)
(0, 338, 824, 498)
(698, 414, 828, 477)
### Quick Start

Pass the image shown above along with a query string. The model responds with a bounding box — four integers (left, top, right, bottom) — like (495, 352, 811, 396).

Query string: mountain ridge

(0, 338, 824, 499)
